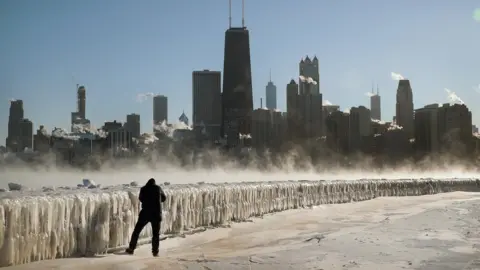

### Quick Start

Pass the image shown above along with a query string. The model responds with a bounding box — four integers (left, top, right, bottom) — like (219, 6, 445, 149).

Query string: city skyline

(1, 0, 480, 144)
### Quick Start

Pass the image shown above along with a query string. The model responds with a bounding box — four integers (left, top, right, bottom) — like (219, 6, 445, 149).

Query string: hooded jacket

(139, 178, 167, 219)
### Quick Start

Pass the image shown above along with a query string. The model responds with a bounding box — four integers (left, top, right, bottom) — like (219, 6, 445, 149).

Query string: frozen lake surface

(4, 192, 480, 270)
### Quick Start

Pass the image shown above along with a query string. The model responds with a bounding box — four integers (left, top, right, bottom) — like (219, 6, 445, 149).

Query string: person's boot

(152, 250, 159, 257)
(125, 248, 134, 255)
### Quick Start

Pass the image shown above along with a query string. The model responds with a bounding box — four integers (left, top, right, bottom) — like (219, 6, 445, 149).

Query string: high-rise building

(125, 113, 141, 138)
(299, 56, 320, 95)
(192, 70, 222, 141)
(265, 71, 277, 109)
(251, 108, 284, 148)
(370, 85, 381, 121)
(71, 84, 90, 131)
(153, 95, 168, 126)
(221, 0, 254, 146)
(287, 78, 323, 140)
(437, 103, 473, 154)
(414, 104, 440, 153)
(414, 103, 472, 155)
(351, 106, 371, 137)
(6, 99, 33, 152)
(179, 111, 189, 126)
(77, 85, 86, 119)
(395, 79, 414, 138)
(286, 79, 299, 140)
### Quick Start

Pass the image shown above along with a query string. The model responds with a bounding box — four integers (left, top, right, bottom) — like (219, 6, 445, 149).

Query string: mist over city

(1, 1, 480, 269)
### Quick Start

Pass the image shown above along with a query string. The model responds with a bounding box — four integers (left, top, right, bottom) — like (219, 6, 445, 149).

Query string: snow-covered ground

(5, 192, 480, 270)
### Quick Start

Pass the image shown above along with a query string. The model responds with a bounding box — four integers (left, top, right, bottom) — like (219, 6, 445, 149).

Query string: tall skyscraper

(286, 79, 299, 140)
(265, 70, 277, 109)
(370, 85, 381, 121)
(395, 79, 414, 138)
(299, 56, 320, 95)
(6, 100, 24, 151)
(193, 70, 222, 140)
(77, 85, 86, 119)
(414, 104, 440, 153)
(153, 95, 168, 125)
(6, 100, 33, 152)
(287, 78, 323, 140)
(125, 113, 141, 138)
(221, 0, 254, 146)
(71, 84, 90, 131)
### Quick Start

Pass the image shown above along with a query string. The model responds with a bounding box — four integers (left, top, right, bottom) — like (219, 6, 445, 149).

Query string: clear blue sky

(1, 0, 479, 144)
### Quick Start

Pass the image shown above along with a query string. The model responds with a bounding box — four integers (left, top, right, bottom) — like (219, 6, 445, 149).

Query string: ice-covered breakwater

(0, 178, 479, 267)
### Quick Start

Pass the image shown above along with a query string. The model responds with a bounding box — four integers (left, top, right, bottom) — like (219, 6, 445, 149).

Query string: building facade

(153, 95, 168, 126)
(395, 79, 414, 138)
(265, 81, 277, 110)
(192, 70, 222, 141)
(299, 56, 320, 95)
(125, 113, 141, 138)
(370, 94, 381, 121)
(221, 26, 254, 146)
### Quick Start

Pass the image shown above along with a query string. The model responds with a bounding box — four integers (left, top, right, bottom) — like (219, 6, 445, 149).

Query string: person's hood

(146, 178, 156, 185)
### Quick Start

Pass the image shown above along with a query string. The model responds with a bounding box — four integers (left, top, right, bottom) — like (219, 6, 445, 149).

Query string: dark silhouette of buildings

(77, 85, 86, 119)
(370, 86, 381, 121)
(192, 70, 222, 141)
(125, 113, 141, 138)
(6, 100, 33, 152)
(153, 95, 168, 127)
(286, 77, 323, 141)
(71, 85, 90, 131)
(251, 108, 285, 149)
(299, 56, 320, 95)
(414, 103, 473, 156)
(395, 79, 414, 138)
(221, 1, 253, 147)
(265, 70, 277, 109)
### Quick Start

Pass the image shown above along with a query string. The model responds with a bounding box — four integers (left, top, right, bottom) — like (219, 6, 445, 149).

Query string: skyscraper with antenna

(370, 84, 381, 121)
(265, 69, 277, 109)
(221, 0, 253, 147)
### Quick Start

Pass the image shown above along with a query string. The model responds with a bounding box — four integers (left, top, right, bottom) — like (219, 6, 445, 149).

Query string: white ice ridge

(0, 178, 479, 266)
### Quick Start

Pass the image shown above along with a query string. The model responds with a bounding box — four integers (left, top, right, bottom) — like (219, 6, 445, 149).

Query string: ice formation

(0, 178, 479, 266)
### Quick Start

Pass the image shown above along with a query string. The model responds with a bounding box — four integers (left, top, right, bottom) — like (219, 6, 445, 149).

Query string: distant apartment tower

(351, 106, 371, 137)
(77, 85, 86, 119)
(323, 104, 340, 136)
(71, 85, 90, 131)
(6, 100, 33, 152)
(415, 103, 472, 154)
(251, 108, 284, 148)
(414, 104, 440, 153)
(192, 70, 222, 140)
(153, 95, 168, 125)
(221, 3, 254, 146)
(286, 78, 323, 140)
(437, 103, 473, 154)
(299, 56, 320, 95)
(370, 86, 381, 121)
(395, 79, 414, 138)
(125, 113, 141, 138)
(265, 72, 277, 109)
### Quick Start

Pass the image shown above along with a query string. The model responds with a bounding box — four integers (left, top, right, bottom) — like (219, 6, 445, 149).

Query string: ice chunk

(0, 178, 479, 266)
(82, 179, 96, 187)
(8, 182, 23, 191)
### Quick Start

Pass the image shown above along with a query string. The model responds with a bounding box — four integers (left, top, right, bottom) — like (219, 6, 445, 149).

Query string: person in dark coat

(126, 178, 167, 256)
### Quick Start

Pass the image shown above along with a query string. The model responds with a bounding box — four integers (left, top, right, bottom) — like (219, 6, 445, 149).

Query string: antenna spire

(377, 84, 379, 95)
(229, 0, 232, 28)
(242, 0, 245, 28)
(269, 68, 271, 82)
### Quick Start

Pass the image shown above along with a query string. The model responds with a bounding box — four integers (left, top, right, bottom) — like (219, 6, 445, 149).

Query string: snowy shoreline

(0, 178, 479, 267)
